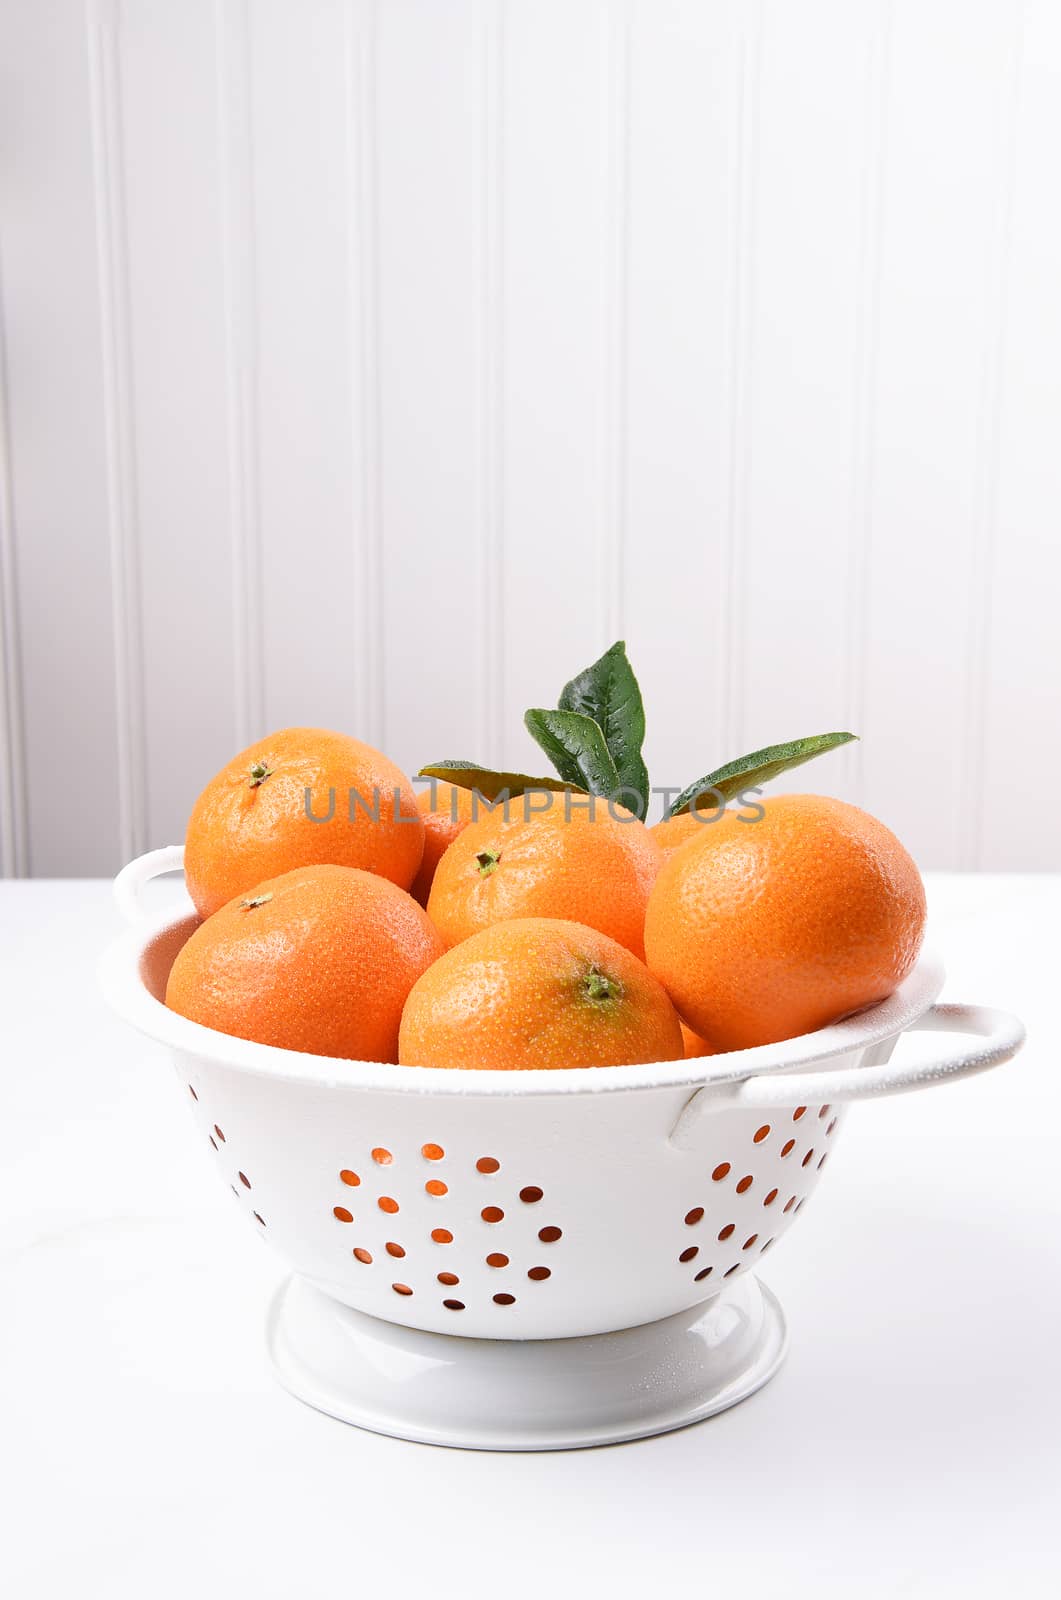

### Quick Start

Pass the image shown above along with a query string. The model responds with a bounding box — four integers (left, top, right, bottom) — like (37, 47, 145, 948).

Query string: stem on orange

(584, 969, 614, 1003)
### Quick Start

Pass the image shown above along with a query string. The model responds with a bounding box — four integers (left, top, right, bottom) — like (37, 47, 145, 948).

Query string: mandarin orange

(680, 1022, 717, 1059)
(410, 781, 480, 906)
(425, 799, 662, 959)
(398, 917, 683, 1070)
(166, 864, 443, 1062)
(650, 811, 715, 855)
(644, 794, 926, 1051)
(184, 727, 423, 918)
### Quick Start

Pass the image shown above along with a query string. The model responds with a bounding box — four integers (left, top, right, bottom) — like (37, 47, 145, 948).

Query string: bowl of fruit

(101, 644, 1024, 1450)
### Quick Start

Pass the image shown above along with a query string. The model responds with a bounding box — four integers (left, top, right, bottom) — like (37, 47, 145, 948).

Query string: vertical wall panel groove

(499, 0, 604, 763)
(975, 0, 1061, 869)
(3, 0, 1059, 872)
(346, 0, 384, 749)
(216, 0, 265, 748)
(719, 13, 761, 759)
(86, 0, 147, 862)
(599, 0, 631, 650)
(0, 254, 28, 876)
(845, 0, 892, 806)
(962, 6, 1025, 870)
(479, 0, 505, 755)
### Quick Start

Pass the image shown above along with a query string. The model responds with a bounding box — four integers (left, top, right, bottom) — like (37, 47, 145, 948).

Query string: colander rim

(99, 911, 946, 1096)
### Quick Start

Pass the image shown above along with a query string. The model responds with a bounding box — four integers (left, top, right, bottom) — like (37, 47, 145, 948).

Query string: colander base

(266, 1273, 787, 1451)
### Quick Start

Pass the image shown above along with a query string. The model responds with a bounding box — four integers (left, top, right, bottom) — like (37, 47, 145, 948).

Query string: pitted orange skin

(426, 800, 662, 960)
(399, 917, 684, 1071)
(650, 811, 716, 856)
(184, 727, 424, 918)
(166, 864, 443, 1062)
(644, 794, 926, 1052)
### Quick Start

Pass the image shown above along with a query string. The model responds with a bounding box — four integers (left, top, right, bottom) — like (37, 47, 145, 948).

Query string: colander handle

(669, 1002, 1025, 1146)
(113, 845, 187, 924)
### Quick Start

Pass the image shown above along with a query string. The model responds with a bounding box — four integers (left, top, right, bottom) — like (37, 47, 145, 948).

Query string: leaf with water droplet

(667, 732, 857, 818)
(524, 709, 621, 799)
(557, 640, 649, 817)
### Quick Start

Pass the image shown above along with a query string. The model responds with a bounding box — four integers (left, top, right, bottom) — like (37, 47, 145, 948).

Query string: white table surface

(3, 874, 1059, 1599)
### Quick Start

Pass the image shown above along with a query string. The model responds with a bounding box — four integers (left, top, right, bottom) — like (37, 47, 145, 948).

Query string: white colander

(101, 846, 1025, 1450)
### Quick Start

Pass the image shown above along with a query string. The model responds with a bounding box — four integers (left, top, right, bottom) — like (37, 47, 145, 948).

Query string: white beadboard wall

(1, 0, 1059, 876)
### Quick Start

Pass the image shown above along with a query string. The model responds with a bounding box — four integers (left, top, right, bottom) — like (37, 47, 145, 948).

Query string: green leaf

(417, 760, 579, 802)
(667, 731, 858, 818)
(558, 640, 649, 818)
(523, 709, 622, 799)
